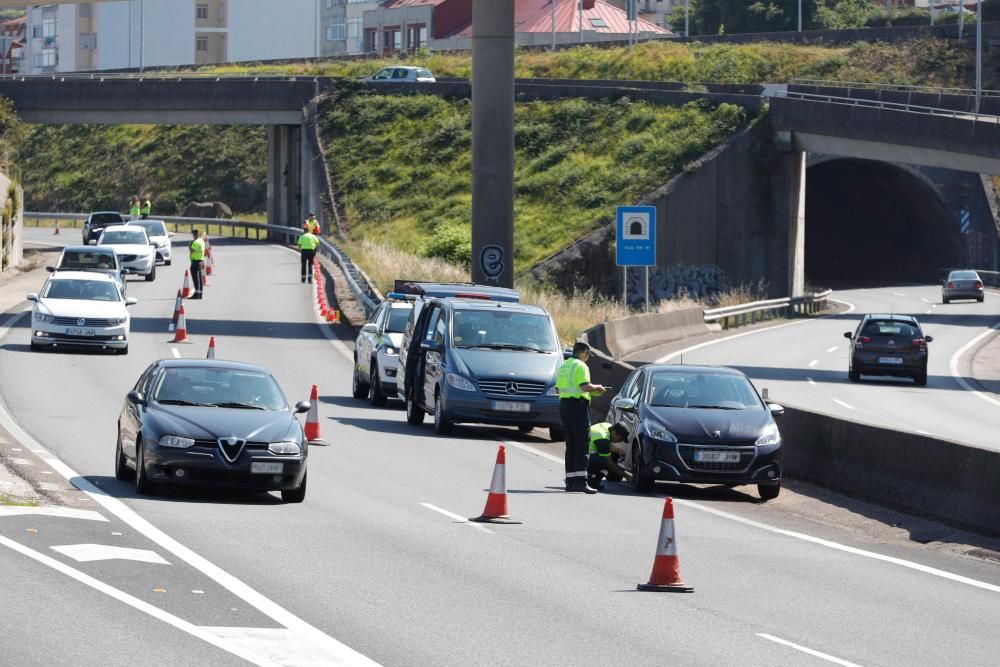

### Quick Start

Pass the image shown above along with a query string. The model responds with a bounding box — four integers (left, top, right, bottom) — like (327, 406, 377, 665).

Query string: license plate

(491, 401, 531, 413)
(878, 356, 903, 365)
(694, 451, 740, 463)
(66, 327, 96, 337)
(251, 462, 284, 474)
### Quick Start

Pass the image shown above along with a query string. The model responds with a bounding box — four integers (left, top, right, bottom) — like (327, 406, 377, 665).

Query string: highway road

(2, 229, 1000, 666)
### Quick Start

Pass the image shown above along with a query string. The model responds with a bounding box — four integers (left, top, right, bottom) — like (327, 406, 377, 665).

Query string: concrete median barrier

(583, 307, 717, 361)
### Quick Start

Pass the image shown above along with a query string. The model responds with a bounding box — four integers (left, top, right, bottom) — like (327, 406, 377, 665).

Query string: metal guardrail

(23, 212, 381, 317)
(777, 90, 1000, 123)
(790, 79, 1000, 98)
(704, 289, 833, 330)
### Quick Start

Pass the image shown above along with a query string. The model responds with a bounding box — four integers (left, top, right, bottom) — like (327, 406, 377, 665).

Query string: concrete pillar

(267, 125, 305, 242)
(788, 149, 806, 297)
(300, 122, 319, 230)
(470, 0, 515, 288)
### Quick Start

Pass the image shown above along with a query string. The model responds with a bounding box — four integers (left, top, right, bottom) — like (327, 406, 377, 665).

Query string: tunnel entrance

(805, 159, 962, 288)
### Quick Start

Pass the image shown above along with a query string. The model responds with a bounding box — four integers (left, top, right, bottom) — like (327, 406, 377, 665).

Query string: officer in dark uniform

(555, 341, 606, 493)
(587, 422, 629, 490)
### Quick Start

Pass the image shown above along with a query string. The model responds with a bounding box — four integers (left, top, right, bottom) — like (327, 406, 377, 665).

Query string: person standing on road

(140, 197, 152, 220)
(189, 229, 206, 299)
(556, 341, 606, 494)
(129, 197, 141, 220)
(298, 229, 319, 284)
(587, 422, 628, 491)
(303, 213, 320, 235)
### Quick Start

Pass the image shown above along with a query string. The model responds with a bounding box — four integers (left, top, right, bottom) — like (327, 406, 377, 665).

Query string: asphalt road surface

(2, 231, 999, 666)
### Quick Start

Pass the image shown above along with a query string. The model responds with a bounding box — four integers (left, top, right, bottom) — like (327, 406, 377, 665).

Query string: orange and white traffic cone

(470, 445, 522, 524)
(206, 336, 216, 359)
(182, 270, 192, 298)
(637, 497, 694, 593)
(205, 248, 213, 276)
(325, 310, 337, 323)
(333, 309, 341, 325)
(171, 305, 189, 343)
(169, 289, 183, 333)
(304, 384, 325, 444)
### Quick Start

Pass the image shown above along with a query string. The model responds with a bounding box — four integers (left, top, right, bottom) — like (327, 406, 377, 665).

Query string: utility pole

(139, 0, 144, 72)
(551, 0, 556, 51)
(798, 0, 802, 32)
(579, 0, 583, 43)
(470, 0, 515, 288)
(959, 0, 965, 40)
(976, 0, 982, 114)
(684, 0, 689, 38)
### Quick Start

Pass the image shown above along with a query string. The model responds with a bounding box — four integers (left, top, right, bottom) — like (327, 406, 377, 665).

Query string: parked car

(353, 298, 414, 406)
(362, 66, 436, 83)
(942, 270, 984, 303)
(50, 245, 129, 297)
(399, 292, 565, 440)
(607, 364, 784, 500)
(28, 271, 137, 354)
(116, 359, 311, 502)
(82, 211, 127, 245)
(94, 225, 157, 282)
(130, 219, 174, 266)
(844, 314, 932, 386)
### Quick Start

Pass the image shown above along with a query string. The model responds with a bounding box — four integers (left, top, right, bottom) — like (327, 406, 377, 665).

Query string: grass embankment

(204, 37, 975, 88)
(321, 92, 746, 272)
(15, 124, 267, 216)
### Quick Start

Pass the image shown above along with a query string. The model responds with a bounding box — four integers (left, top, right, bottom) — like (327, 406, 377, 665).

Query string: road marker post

(638, 497, 693, 592)
(470, 445, 521, 524)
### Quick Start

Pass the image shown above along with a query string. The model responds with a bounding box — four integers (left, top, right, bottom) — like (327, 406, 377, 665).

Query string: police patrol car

(352, 297, 414, 406)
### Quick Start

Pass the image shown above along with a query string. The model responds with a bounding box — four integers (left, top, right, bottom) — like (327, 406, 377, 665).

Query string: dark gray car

(845, 314, 932, 386)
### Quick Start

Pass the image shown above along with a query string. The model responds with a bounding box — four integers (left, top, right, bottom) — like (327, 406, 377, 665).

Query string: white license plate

(66, 327, 96, 337)
(878, 356, 904, 365)
(491, 401, 531, 413)
(251, 462, 284, 474)
(693, 451, 740, 463)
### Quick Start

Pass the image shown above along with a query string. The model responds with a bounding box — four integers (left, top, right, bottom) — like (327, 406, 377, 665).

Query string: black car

(116, 359, 311, 503)
(844, 314, 932, 386)
(82, 211, 127, 245)
(606, 365, 784, 501)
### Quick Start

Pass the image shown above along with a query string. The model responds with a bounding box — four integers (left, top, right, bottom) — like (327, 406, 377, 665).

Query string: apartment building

(0, 15, 25, 74)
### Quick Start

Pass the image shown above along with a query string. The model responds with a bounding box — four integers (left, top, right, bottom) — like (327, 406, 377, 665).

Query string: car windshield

(100, 230, 147, 245)
(90, 213, 123, 224)
(136, 221, 167, 237)
(863, 320, 919, 337)
(60, 250, 117, 270)
(452, 310, 559, 352)
(949, 271, 979, 281)
(42, 279, 121, 302)
(648, 370, 762, 410)
(152, 367, 288, 411)
(386, 307, 411, 334)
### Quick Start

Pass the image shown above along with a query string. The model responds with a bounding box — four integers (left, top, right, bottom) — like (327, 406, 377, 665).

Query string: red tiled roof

(455, 0, 670, 37)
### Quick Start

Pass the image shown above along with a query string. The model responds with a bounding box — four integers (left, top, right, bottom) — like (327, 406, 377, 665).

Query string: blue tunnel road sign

(617, 206, 656, 266)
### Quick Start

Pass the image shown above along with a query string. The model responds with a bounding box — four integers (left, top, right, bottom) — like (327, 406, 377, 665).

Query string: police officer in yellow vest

(587, 422, 628, 491)
(297, 229, 320, 284)
(140, 197, 152, 220)
(303, 213, 320, 235)
(129, 197, 141, 220)
(189, 229, 206, 299)
(556, 341, 607, 493)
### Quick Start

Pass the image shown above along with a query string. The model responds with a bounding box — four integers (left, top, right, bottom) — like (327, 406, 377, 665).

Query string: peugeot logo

(505, 382, 519, 395)
(711, 430, 721, 438)
(888, 340, 895, 347)
(77, 318, 86, 327)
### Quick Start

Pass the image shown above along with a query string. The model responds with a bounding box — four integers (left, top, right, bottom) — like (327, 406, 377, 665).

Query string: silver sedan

(942, 270, 984, 303)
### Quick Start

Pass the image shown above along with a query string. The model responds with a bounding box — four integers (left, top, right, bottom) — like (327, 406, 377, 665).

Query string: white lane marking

(0, 506, 107, 521)
(171, 347, 181, 359)
(948, 321, 1000, 409)
(806, 377, 816, 386)
(111, 532, 123, 536)
(204, 627, 356, 665)
(917, 430, 931, 436)
(0, 311, 379, 667)
(278, 244, 354, 363)
(921, 298, 930, 304)
(932, 304, 938, 308)
(808, 359, 819, 368)
(420, 503, 494, 534)
(51, 543, 171, 565)
(676, 500, 1000, 595)
(826, 346, 838, 353)
(832, 398, 855, 411)
(656, 296, 857, 363)
(501, 438, 564, 465)
(0, 535, 278, 666)
(893, 292, 906, 297)
(925, 309, 932, 314)
(757, 634, 863, 667)
(192, 589, 205, 594)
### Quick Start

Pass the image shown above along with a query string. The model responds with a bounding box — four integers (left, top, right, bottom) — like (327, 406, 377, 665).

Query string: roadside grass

(0, 493, 38, 507)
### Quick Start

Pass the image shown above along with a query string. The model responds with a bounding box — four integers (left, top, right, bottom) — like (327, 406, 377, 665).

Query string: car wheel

(369, 362, 387, 407)
(758, 483, 780, 501)
(914, 370, 927, 387)
(848, 367, 860, 383)
(30, 342, 42, 352)
(281, 471, 307, 504)
(406, 390, 426, 425)
(351, 358, 369, 399)
(145, 266, 156, 282)
(978, 296, 985, 303)
(165, 259, 172, 267)
(116, 345, 129, 356)
(630, 443, 653, 493)
(114, 431, 133, 482)
(433, 390, 453, 435)
(942, 296, 949, 304)
(518, 425, 533, 434)
(549, 427, 565, 442)
(134, 439, 158, 496)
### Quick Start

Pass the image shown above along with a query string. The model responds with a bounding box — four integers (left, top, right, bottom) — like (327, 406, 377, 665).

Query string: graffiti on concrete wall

(626, 264, 727, 307)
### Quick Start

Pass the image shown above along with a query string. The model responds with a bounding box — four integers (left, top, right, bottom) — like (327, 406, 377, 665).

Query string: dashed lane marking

(826, 346, 838, 353)
(806, 377, 816, 386)
(757, 634, 863, 667)
(171, 347, 181, 359)
(808, 360, 819, 368)
(832, 398, 855, 411)
(51, 544, 171, 565)
(420, 503, 494, 534)
(893, 292, 907, 297)
(0, 506, 107, 521)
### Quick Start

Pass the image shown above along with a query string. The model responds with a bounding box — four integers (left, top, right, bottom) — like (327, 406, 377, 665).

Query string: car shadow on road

(129, 317, 328, 340)
(319, 394, 402, 409)
(733, 365, 967, 391)
(601, 480, 762, 504)
(86, 475, 284, 505)
(1, 343, 119, 356)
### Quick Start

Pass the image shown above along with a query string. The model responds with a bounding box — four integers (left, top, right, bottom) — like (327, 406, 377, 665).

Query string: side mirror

(46, 266, 56, 273)
(362, 323, 378, 333)
(88, 239, 97, 246)
(924, 335, 934, 343)
(125, 297, 138, 306)
(26, 293, 37, 302)
(421, 340, 442, 353)
(767, 403, 785, 416)
(121, 268, 131, 274)
(611, 397, 636, 412)
(563, 348, 573, 360)
(149, 242, 157, 247)
(126, 390, 145, 405)
(843, 332, 853, 339)
(294, 400, 311, 414)
(168, 232, 176, 238)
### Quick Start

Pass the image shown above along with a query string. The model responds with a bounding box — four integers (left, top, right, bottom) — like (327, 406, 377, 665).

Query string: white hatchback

(28, 271, 137, 354)
(94, 225, 157, 281)
(362, 66, 436, 83)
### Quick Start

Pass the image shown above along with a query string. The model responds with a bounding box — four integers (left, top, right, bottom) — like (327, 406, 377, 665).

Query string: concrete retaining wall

(583, 307, 717, 360)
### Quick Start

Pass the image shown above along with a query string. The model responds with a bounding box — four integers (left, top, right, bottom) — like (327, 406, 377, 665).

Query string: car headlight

(159, 435, 195, 449)
(107, 317, 127, 326)
(446, 373, 476, 392)
(34, 313, 56, 324)
(756, 424, 781, 447)
(546, 385, 559, 396)
(644, 420, 677, 443)
(382, 346, 397, 356)
(268, 441, 301, 455)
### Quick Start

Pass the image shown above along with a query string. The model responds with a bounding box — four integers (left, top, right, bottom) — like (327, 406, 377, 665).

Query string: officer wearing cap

(587, 422, 629, 490)
(555, 341, 607, 493)
(303, 213, 321, 235)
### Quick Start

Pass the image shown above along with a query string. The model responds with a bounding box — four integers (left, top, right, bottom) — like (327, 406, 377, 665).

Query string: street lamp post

(798, 0, 802, 32)
(976, 0, 982, 114)
(551, 0, 556, 51)
(684, 0, 689, 38)
(139, 0, 144, 72)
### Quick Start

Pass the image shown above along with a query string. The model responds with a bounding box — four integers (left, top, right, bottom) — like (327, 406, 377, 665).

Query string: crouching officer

(587, 422, 628, 490)
(556, 341, 606, 494)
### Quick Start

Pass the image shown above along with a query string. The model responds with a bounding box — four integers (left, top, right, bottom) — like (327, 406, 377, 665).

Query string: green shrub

(423, 223, 472, 264)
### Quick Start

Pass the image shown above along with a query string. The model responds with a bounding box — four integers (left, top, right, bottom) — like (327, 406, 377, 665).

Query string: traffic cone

(470, 445, 522, 524)
(53, 221, 60, 235)
(205, 248, 213, 275)
(637, 498, 694, 593)
(304, 384, 325, 444)
(168, 289, 183, 333)
(325, 310, 337, 323)
(206, 336, 216, 359)
(171, 305, 189, 343)
(182, 270, 192, 298)
(333, 309, 341, 325)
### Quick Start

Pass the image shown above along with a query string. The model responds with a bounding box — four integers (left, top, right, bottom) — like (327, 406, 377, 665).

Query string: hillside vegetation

(320, 91, 745, 272)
